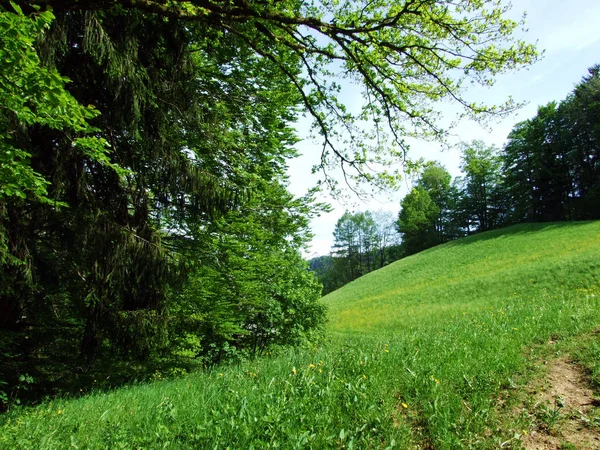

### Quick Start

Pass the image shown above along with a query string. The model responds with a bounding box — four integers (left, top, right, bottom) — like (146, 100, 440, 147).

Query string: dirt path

(520, 358, 600, 450)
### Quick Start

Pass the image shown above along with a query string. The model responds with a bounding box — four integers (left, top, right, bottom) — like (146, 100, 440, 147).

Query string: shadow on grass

(0, 326, 203, 411)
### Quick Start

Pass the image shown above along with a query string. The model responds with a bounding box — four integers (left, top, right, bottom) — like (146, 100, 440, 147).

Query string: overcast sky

(287, 0, 600, 257)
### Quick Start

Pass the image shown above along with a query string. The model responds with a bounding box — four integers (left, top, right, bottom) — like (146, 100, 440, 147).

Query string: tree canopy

(503, 67, 600, 223)
(11, 0, 538, 193)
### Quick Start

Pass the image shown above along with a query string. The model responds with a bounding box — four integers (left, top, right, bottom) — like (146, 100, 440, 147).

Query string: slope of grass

(2, 222, 600, 449)
(326, 222, 599, 335)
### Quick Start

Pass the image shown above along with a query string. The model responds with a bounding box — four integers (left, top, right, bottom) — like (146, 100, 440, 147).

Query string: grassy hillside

(2, 222, 600, 449)
(326, 222, 600, 334)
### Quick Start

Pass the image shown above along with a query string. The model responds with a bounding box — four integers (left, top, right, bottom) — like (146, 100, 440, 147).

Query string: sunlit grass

(325, 222, 600, 334)
(1, 222, 599, 449)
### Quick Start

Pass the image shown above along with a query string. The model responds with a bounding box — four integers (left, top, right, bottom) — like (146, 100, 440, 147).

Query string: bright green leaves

(272, 0, 539, 192)
(0, 5, 119, 202)
(15, 0, 538, 194)
(176, 179, 326, 361)
(398, 187, 439, 235)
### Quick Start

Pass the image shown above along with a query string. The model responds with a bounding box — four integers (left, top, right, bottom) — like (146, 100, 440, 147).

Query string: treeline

(312, 65, 600, 294)
(310, 211, 402, 295)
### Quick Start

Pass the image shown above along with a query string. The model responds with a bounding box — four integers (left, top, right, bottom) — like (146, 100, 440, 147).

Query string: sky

(287, 0, 600, 257)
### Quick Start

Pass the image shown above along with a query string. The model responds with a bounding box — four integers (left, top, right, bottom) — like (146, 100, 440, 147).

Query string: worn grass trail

(1, 222, 600, 449)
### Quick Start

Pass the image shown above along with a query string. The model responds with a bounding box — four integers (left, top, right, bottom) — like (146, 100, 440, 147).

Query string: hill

(325, 222, 600, 335)
(2, 222, 600, 449)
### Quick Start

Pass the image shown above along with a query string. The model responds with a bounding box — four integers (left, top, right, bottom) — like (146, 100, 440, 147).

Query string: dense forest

(312, 66, 600, 294)
(1, 0, 538, 406)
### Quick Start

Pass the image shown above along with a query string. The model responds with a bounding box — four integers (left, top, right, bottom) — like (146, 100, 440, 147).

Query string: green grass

(2, 222, 600, 449)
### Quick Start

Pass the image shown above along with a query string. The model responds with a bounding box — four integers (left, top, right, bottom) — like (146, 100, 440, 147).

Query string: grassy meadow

(2, 222, 600, 449)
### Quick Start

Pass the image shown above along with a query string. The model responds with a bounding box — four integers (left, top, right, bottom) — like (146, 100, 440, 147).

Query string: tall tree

(0, 6, 124, 330)
(0, 3, 307, 363)
(397, 186, 439, 256)
(459, 141, 505, 232)
(372, 210, 402, 268)
(502, 103, 573, 223)
(331, 211, 378, 284)
(416, 162, 459, 242)
(174, 180, 326, 363)
(561, 65, 600, 218)
(11, 0, 539, 193)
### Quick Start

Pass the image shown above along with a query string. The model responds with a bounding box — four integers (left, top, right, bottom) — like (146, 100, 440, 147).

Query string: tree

(502, 103, 573, 223)
(310, 211, 400, 295)
(309, 255, 339, 296)
(501, 66, 600, 225)
(372, 210, 402, 268)
(310, 210, 400, 295)
(459, 141, 505, 232)
(174, 181, 326, 363)
(416, 162, 459, 242)
(0, 5, 127, 332)
(396, 161, 463, 256)
(561, 65, 600, 218)
(331, 211, 378, 284)
(397, 186, 439, 256)
(12, 0, 539, 193)
(0, 2, 308, 364)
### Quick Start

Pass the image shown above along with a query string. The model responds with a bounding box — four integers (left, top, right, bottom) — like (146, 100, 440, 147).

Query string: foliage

(326, 210, 402, 291)
(397, 186, 439, 255)
(309, 255, 337, 296)
(503, 66, 600, 223)
(0, 0, 324, 400)
(310, 210, 401, 295)
(15, 0, 539, 194)
(0, 5, 126, 333)
(0, 4, 119, 203)
(332, 211, 379, 282)
(2, 222, 600, 448)
(458, 141, 505, 232)
(396, 162, 462, 256)
(172, 181, 327, 363)
(371, 210, 402, 268)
